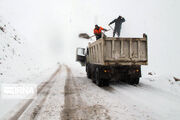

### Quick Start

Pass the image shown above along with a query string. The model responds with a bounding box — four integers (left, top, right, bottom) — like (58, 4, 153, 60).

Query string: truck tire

(134, 78, 140, 84)
(86, 64, 91, 79)
(127, 77, 134, 85)
(103, 79, 109, 86)
(87, 72, 91, 78)
(87, 70, 91, 78)
(128, 78, 139, 85)
(95, 68, 103, 87)
(92, 72, 96, 83)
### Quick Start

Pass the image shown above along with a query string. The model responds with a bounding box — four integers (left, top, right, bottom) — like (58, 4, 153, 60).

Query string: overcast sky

(0, 0, 180, 76)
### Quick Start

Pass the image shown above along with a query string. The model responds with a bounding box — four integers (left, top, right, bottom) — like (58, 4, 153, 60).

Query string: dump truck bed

(87, 34, 148, 65)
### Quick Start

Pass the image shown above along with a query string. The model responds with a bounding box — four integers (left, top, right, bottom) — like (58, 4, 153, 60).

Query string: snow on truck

(76, 34, 148, 86)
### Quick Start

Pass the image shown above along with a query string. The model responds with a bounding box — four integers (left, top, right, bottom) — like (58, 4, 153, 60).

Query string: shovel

(78, 33, 95, 39)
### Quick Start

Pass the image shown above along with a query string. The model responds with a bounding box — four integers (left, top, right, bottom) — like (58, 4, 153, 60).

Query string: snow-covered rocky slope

(0, 18, 58, 118)
(0, 18, 57, 84)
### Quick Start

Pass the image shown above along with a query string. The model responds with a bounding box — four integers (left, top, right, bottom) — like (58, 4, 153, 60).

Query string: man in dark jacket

(109, 16, 125, 37)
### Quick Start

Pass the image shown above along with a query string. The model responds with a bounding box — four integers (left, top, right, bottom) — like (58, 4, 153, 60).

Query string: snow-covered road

(1, 64, 180, 120)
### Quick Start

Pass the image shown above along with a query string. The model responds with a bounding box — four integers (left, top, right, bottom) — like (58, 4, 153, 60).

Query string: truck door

(76, 48, 86, 66)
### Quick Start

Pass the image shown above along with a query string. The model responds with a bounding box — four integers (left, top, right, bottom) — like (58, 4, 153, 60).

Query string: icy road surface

(1, 64, 180, 120)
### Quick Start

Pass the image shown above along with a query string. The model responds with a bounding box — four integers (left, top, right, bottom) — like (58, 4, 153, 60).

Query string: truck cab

(76, 47, 86, 66)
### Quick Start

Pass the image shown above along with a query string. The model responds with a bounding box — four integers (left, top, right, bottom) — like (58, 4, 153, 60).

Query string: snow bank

(142, 74, 180, 96)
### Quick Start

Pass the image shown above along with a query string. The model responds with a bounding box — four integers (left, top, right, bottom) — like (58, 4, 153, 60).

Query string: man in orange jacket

(94, 25, 108, 40)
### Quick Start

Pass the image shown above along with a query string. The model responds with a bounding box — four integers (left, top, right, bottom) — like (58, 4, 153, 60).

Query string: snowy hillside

(0, 18, 25, 82)
(0, 18, 57, 84)
(0, 18, 59, 118)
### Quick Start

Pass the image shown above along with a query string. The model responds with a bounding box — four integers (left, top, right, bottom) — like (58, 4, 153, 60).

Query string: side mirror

(76, 48, 86, 66)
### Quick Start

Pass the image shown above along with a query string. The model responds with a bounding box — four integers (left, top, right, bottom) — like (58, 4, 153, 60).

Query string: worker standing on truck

(94, 25, 108, 40)
(109, 16, 125, 37)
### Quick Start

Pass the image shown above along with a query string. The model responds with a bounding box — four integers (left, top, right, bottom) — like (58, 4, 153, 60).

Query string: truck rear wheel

(134, 78, 139, 84)
(103, 79, 109, 86)
(128, 77, 140, 85)
(128, 78, 134, 85)
(95, 68, 103, 87)
(86, 65, 91, 78)
(87, 69, 91, 79)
